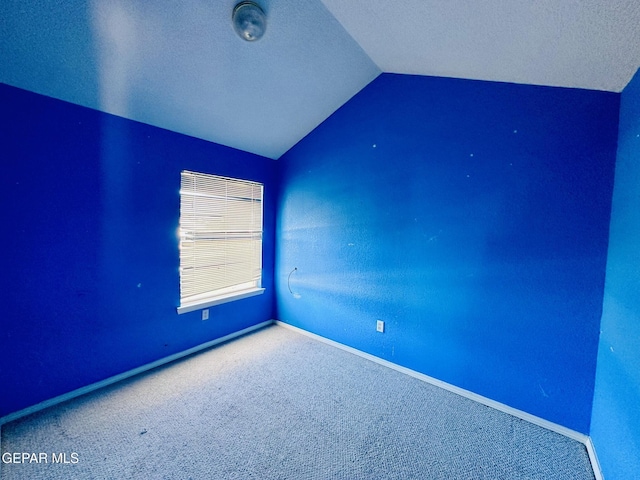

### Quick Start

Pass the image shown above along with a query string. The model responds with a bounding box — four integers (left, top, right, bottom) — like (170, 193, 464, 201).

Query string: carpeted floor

(1, 324, 595, 479)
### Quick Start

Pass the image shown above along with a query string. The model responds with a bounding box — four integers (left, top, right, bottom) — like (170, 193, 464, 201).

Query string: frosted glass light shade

(232, 2, 267, 42)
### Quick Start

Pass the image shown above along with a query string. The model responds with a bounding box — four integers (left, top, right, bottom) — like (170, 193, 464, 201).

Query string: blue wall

(0, 83, 277, 418)
(591, 68, 640, 479)
(1, 70, 628, 445)
(276, 73, 619, 433)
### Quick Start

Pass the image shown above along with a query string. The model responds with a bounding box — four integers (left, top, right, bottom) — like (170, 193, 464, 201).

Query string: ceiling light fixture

(232, 1, 267, 42)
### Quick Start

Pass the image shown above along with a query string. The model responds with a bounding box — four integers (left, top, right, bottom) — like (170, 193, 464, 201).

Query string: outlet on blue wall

(276, 73, 619, 433)
(0, 83, 277, 418)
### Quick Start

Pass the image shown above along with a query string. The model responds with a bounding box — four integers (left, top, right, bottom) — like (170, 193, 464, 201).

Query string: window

(177, 171, 264, 314)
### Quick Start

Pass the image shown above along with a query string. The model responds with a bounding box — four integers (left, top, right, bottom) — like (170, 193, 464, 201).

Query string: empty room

(1, 1, 639, 479)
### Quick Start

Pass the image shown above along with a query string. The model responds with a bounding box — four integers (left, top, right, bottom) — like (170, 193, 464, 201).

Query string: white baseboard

(275, 321, 603, 478)
(0, 320, 273, 426)
(585, 436, 604, 480)
(1, 318, 604, 479)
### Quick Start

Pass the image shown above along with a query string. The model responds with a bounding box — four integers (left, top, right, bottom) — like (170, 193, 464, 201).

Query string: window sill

(177, 287, 265, 314)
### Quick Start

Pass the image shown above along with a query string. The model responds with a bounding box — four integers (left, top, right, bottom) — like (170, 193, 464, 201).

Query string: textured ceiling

(321, 0, 640, 93)
(2, 1, 640, 159)
(0, 0, 379, 159)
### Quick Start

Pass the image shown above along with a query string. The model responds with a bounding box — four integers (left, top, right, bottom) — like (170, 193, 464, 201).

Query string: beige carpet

(1, 324, 595, 479)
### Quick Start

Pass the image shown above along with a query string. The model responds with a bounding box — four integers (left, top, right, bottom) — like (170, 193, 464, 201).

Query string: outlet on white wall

(376, 320, 384, 333)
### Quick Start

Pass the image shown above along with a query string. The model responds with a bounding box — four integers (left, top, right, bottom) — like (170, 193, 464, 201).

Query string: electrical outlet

(202, 309, 209, 321)
(376, 320, 384, 333)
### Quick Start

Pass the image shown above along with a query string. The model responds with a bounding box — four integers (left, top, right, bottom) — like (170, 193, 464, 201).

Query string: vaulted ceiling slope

(2, 1, 640, 159)
(321, 0, 640, 94)
(1, 0, 379, 159)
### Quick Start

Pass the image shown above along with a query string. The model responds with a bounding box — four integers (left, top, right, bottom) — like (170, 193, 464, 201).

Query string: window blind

(179, 171, 263, 309)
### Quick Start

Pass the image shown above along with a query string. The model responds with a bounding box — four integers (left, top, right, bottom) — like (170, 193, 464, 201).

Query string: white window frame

(177, 171, 264, 314)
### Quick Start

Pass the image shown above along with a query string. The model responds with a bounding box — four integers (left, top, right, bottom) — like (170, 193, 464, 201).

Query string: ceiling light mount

(232, 1, 267, 42)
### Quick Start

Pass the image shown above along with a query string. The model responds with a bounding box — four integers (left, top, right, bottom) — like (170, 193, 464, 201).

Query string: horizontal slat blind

(179, 171, 263, 306)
